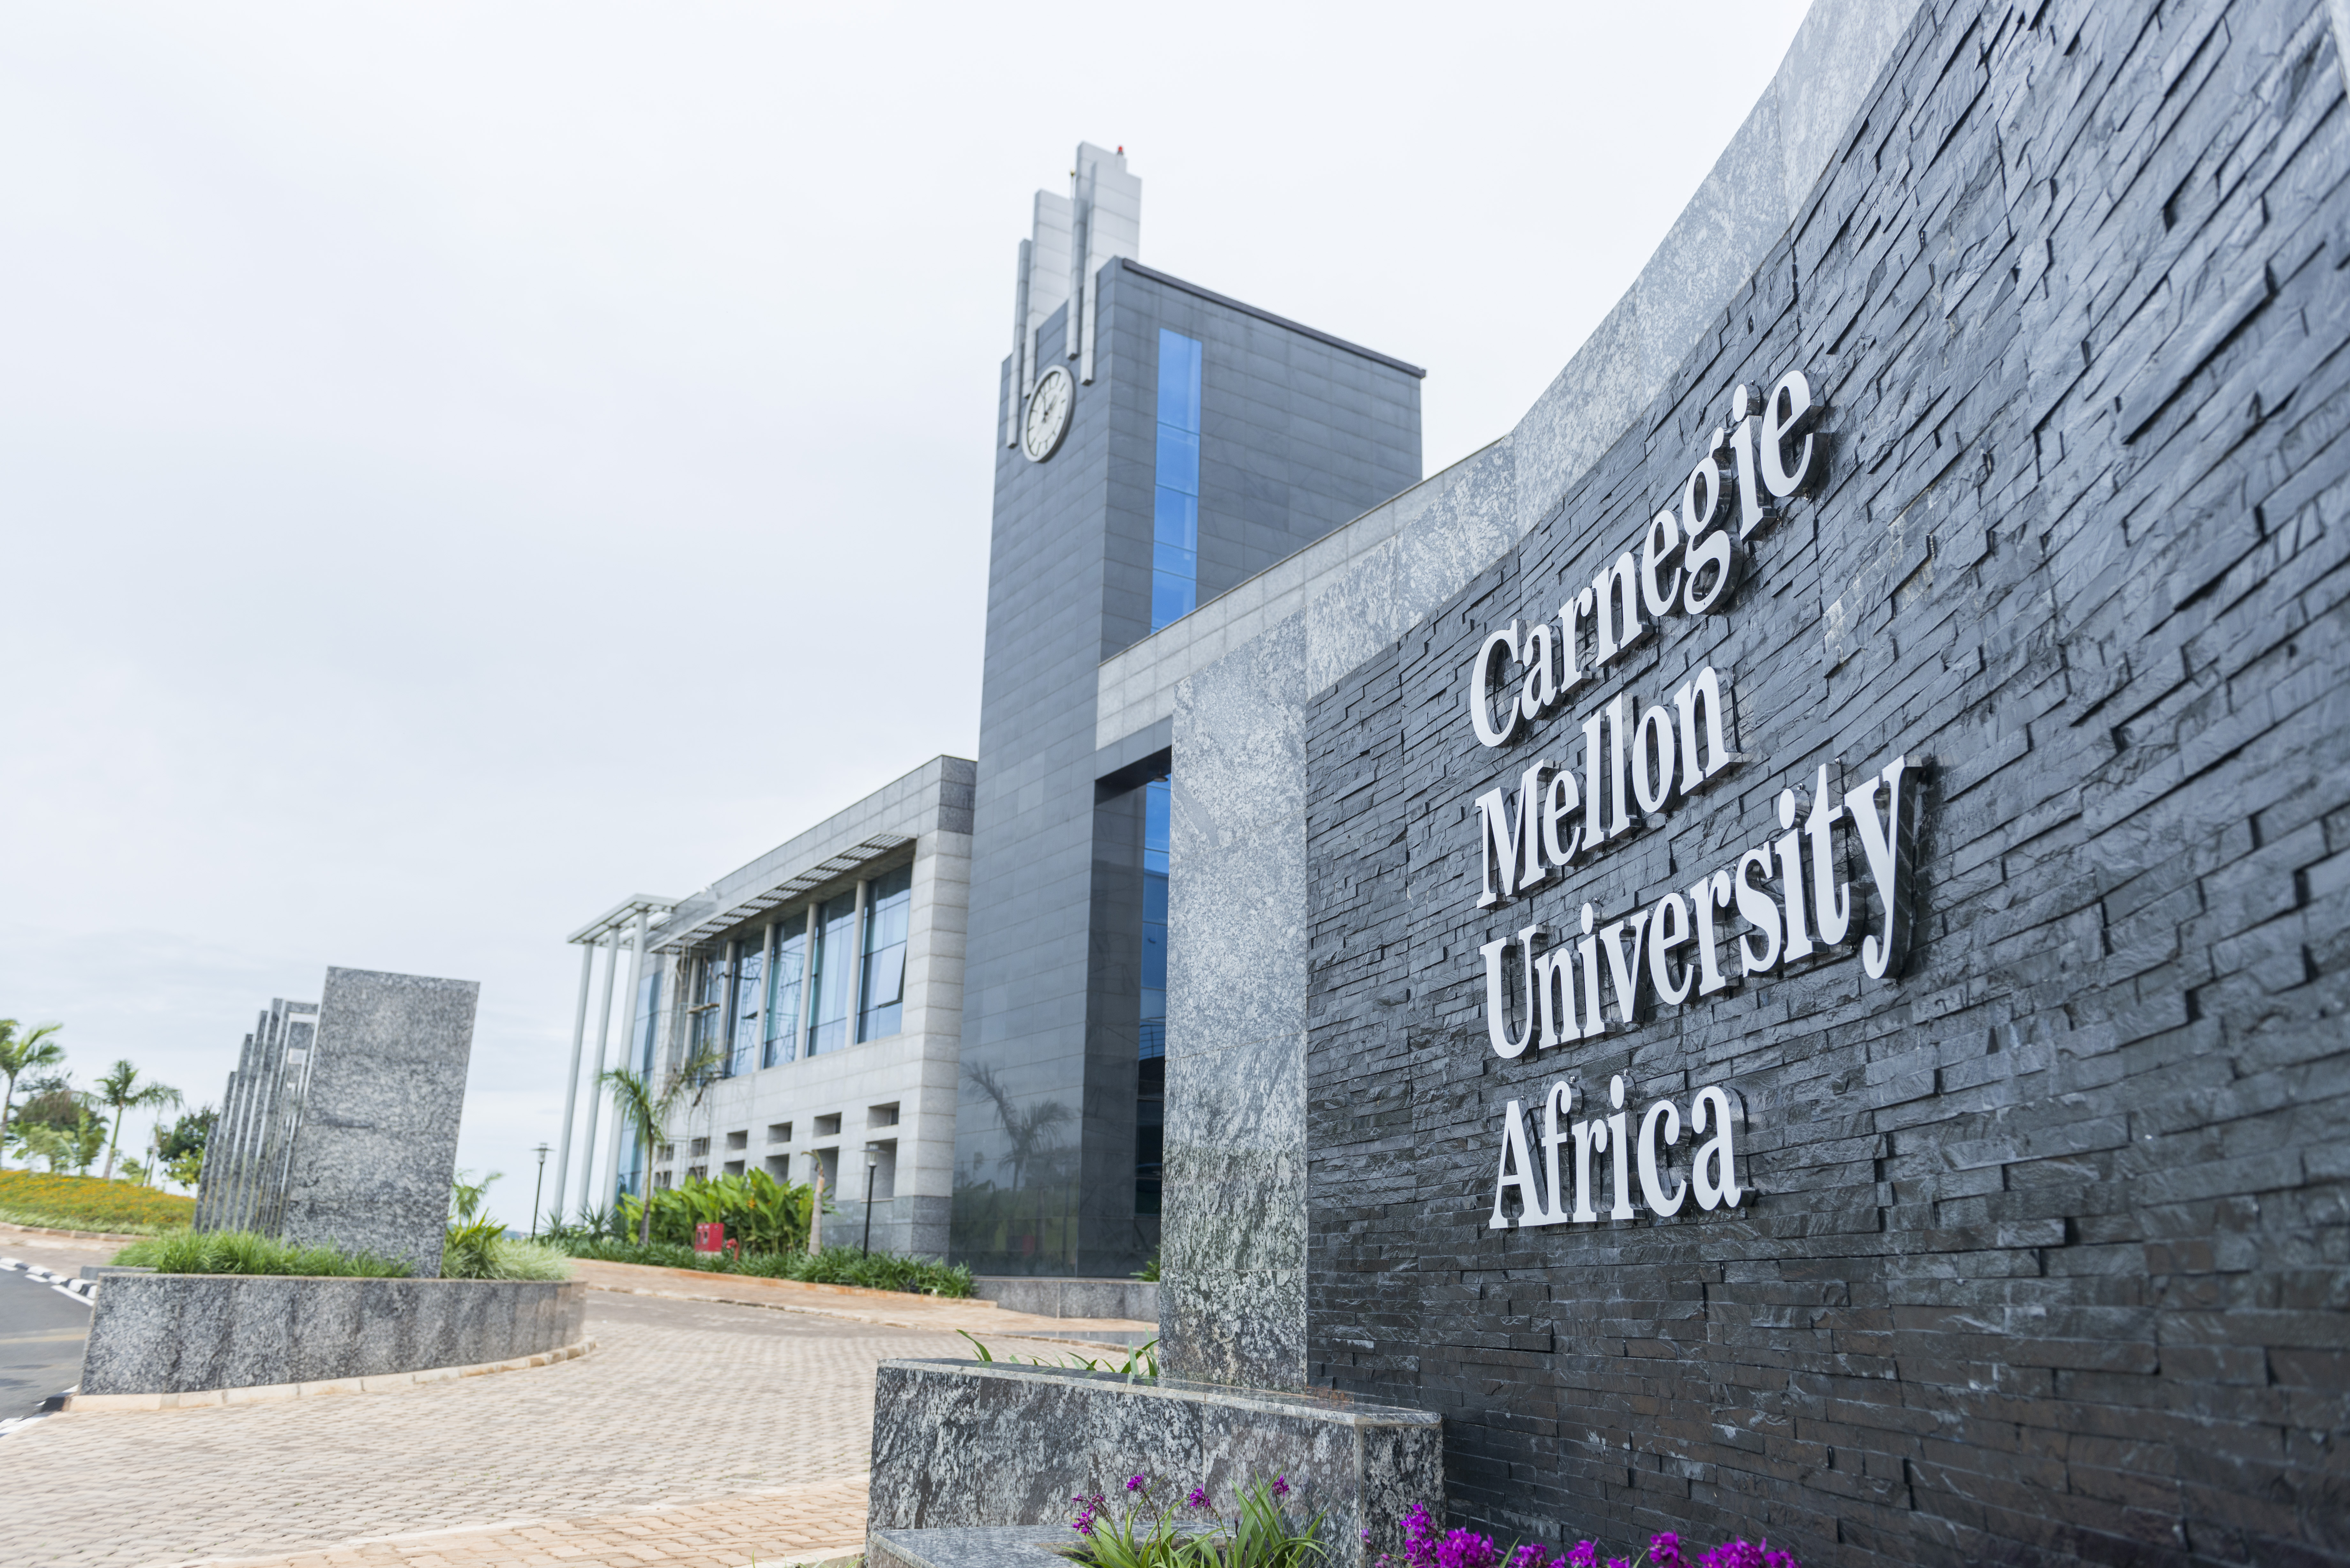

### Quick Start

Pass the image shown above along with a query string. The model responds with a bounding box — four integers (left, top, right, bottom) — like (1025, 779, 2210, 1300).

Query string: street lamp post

(530, 1143, 551, 1239)
(861, 1142, 881, 1256)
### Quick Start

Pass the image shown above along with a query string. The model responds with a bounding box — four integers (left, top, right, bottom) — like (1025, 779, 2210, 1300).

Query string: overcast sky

(0, 1, 1810, 1221)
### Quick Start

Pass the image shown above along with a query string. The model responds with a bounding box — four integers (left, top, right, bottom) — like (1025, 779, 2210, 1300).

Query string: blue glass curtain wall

(1151, 331, 1203, 631)
(858, 864, 914, 1042)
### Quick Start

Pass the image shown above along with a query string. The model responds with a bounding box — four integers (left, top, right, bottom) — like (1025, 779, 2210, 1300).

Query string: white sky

(0, 0, 1810, 1220)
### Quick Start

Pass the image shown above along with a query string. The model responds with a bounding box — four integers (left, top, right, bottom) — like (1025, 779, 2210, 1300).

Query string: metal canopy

(565, 894, 683, 947)
(650, 833, 914, 954)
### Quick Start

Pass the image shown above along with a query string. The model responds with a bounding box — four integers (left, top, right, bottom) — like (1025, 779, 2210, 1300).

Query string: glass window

(634, 970, 661, 1079)
(1140, 777, 1169, 1060)
(731, 939, 763, 1076)
(1151, 330, 1203, 632)
(806, 891, 859, 1056)
(858, 864, 914, 1042)
(689, 954, 726, 1065)
(764, 922, 805, 1068)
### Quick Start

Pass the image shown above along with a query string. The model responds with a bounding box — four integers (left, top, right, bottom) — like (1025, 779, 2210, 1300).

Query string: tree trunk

(103, 1106, 125, 1181)
(639, 1137, 654, 1246)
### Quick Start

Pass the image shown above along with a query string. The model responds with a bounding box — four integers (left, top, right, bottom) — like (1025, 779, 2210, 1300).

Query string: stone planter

(869, 1358, 1439, 1568)
(77, 1273, 587, 1397)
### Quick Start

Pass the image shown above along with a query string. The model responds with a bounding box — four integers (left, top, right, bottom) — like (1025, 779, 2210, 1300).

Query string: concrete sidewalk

(567, 1257, 1157, 1352)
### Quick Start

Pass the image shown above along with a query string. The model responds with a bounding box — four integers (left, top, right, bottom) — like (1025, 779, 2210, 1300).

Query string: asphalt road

(0, 1263, 92, 1420)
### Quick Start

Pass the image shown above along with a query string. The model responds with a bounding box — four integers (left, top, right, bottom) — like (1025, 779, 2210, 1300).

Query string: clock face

(1023, 366, 1074, 462)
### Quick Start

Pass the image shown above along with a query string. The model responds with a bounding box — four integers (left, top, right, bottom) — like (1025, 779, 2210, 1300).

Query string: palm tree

(94, 1060, 181, 1182)
(964, 1062, 1073, 1258)
(600, 1047, 721, 1245)
(0, 1021, 65, 1170)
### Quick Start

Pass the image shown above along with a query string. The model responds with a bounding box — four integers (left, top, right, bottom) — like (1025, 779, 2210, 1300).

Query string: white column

(577, 935, 620, 1211)
(551, 941, 596, 1223)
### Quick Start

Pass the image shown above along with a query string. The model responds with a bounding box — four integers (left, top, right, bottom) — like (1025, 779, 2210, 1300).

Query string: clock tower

(954, 144, 1425, 1276)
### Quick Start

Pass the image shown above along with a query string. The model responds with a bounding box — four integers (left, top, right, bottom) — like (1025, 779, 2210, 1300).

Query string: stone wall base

(80, 1273, 588, 1396)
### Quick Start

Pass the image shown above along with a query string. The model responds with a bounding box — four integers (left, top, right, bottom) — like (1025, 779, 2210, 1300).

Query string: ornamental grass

(1063, 1474, 1323, 1568)
(112, 1229, 413, 1277)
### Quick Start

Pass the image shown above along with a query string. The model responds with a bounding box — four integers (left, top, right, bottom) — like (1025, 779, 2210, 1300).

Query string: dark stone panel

(1303, 4, 2350, 1567)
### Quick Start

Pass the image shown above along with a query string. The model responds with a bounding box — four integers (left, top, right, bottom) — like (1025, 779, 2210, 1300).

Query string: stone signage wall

(1303, 3, 2350, 1565)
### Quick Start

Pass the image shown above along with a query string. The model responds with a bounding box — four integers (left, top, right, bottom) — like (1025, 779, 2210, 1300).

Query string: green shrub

(113, 1229, 412, 1277)
(613, 1169, 815, 1252)
(561, 1237, 973, 1296)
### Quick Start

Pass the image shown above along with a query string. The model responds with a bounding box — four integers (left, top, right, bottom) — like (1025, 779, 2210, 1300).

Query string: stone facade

(1302, 4, 2350, 1567)
(1148, 0, 1933, 1395)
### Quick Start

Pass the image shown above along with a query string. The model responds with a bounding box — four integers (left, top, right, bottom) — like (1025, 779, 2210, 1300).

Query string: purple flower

(1649, 1535, 1684, 1568)
(1272, 1475, 1291, 1499)
(1126, 1475, 1147, 1493)
(1432, 1526, 1501, 1568)
(1188, 1487, 1212, 1510)
(1567, 1544, 1598, 1568)
(1608, 1559, 1630, 1568)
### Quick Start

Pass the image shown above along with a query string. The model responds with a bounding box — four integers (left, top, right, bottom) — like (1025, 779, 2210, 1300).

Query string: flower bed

(0, 1170, 195, 1233)
(1375, 1503, 1798, 1568)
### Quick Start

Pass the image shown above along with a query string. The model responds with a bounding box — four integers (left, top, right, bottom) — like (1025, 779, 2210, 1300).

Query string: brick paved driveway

(2, 1287, 980, 1568)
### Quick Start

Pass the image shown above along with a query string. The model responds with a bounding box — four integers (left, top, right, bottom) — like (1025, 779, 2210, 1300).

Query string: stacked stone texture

(1303, 3, 2350, 1566)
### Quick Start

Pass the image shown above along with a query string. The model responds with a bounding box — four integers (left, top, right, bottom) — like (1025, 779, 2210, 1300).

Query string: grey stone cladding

(277, 968, 479, 1277)
(1303, 4, 2350, 1566)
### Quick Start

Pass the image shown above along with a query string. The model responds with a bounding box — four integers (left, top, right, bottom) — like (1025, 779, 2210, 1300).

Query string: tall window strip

(858, 865, 914, 1042)
(806, 890, 859, 1056)
(690, 954, 726, 1067)
(1151, 330, 1203, 631)
(764, 919, 806, 1068)
(730, 938, 762, 1077)
(1139, 779, 1170, 1060)
(634, 970, 661, 1079)
(1136, 774, 1170, 1216)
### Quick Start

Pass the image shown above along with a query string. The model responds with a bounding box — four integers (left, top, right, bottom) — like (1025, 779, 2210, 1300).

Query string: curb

(585, 1278, 1149, 1354)
(0, 1219, 164, 1245)
(60, 1338, 598, 1412)
(0, 1255, 99, 1303)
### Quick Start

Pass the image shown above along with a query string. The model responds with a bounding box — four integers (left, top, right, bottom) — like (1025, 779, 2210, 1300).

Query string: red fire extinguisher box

(693, 1221, 726, 1253)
